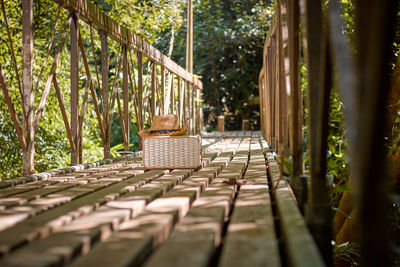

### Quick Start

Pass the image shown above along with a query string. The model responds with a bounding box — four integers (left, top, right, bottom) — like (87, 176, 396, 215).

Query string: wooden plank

(52, 0, 202, 89)
(0, 183, 80, 209)
(265, 150, 325, 267)
(218, 141, 281, 267)
(0, 180, 57, 198)
(0, 170, 195, 267)
(0, 170, 163, 256)
(142, 142, 249, 267)
(68, 140, 240, 267)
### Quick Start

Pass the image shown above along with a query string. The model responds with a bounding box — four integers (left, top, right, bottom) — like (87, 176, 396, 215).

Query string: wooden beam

(186, 0, 193, 73)
(151, 62, 156, 118)
(170, 73, 175, 114)
(353, 0, 397, 265)
(33, 16, 72, 133)
(21, 0, 34, 176)
(161, 66, 165, 115)
(1, 0, 24, 116)
(287, 0, 303, 177)
(52, 76, 76, 153)
(137, 52, 144, 131)
(100, 30, 110, 159)
(78, 29, 106, 143)
(301, 0, 332, 263)
(52, 0, 202, 90)
(0, 67, 26, 150)
(70, 12, 79, 165)
(123, 46, 129, 151)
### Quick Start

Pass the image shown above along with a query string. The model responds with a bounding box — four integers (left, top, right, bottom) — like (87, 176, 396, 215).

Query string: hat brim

(138, 126, 188, 138)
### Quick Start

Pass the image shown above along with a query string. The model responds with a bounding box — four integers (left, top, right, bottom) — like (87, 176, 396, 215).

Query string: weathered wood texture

(260, 137, 325, 267)
(0, 132, 323, 267)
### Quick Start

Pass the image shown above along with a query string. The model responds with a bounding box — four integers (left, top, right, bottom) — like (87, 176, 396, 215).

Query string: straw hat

(138, 114, 187, 137)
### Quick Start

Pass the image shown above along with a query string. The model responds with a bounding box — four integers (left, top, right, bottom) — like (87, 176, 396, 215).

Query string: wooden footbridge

(0, 0, 398, 266)
(0, 132, 323, 266)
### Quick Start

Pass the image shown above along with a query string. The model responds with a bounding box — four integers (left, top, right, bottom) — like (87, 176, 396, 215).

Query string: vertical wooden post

(218, 115, 225, 132)
(151, 62, 156, 118)
(190, 84, 194, 133)
(192, 85, 196, 133)
(197, 88, 202, 133)
(353, 0, 396, 265)
(177, 77, 182, 125)
(123, 46, 129, 151)
(274, 35, 280, 153)
(259, 73, 264, 135)
(269, 42, 276, 148)
(21, 0, 34, 175)
(186, 0, 193, 73)
(186, 0, 193, 131)
(100, 30, 110, 159)
(170, 74, 175, 114)
(263, 51, 269, 140)
(70, 12, 79, 165)
(137, 51, 143, 131)
(278, 0, 288, 155)
(288, 0, 303, 176)
(161, 66, 165, 115)
(287, 0, 305, 211)
(301, 0, 332, 264)
(184, 81, 189, 127)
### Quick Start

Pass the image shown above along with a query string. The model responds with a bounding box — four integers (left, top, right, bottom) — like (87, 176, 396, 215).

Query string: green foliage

(93, 0, 184, 43)
(154, 0, 274, 130)
(0, 0, 178, 179)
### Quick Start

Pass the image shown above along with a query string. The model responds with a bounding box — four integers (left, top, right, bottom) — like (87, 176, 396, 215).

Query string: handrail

(53, 0, 202, 89)
(258, 0, 397, 265)
(0, 0, 203, 176)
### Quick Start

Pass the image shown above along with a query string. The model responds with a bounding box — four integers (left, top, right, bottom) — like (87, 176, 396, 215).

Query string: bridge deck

(0, 131, 323, 267)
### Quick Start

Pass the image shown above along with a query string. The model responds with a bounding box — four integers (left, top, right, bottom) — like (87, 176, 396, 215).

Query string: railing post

(21, 0, 34, 175)
(287, 0, 305, 209)
(184, 81, 189, 128)
(161, 66, 165, 115)
(151, 62, 156, 118)
(288, 0, 303, 176)
(137, 51, 143, 131)
(177, 77, 182, 126)
(196, 87, 202, 133)
(191, 84, 195, 133)
(218, 115, 225, 132)
(170, 74, 175, 114)
(70, 12, 79, 165)
(278, 0, 289, 156)
(352, 0, 396, 265)
(100, 30, 110, 159)
(301, 0, 332, 264)
(123, 45, 129, 151)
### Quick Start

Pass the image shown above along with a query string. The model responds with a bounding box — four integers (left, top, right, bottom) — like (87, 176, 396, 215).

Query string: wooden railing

(258, 0, 397, 265)
(0, 0, 202, 174)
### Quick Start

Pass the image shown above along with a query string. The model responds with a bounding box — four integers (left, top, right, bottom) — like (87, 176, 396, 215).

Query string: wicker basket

(142, 136, 201, 169)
